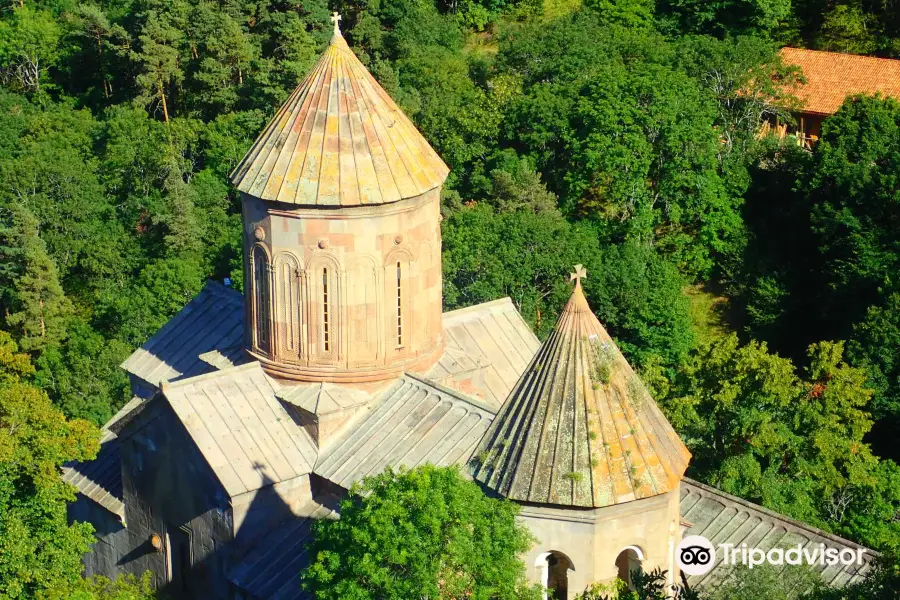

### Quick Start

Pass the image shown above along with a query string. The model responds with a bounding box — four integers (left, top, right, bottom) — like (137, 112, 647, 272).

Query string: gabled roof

(471, 274, 691, 508)
(61, 396, 146, 519)
(230, 27, 449, 206)
(161, 363, 317, 498)
(121, 281, 244, 389)
(276, 380, 378, 418)
(315, 374, 496, 490)
(228, 502, 337, 600)
(426, 298, 541, 408)
(780, 47, 900, 116)
(680, 478, 874, 590)
(62, 438, 124, 519)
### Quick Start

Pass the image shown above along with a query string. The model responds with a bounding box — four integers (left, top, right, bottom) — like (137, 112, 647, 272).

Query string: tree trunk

(97, 36, 110, 98)
(160, 82, 169, 122)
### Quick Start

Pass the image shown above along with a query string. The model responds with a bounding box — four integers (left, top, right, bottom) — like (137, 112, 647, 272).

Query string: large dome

(230, 26, 449, 207)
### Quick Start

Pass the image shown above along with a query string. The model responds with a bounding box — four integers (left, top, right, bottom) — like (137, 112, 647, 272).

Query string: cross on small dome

(331, 12, 342, 35)
(570, 264, 587, 286)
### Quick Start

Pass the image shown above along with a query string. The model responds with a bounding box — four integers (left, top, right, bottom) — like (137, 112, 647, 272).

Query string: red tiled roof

(780, 47, 900, 116)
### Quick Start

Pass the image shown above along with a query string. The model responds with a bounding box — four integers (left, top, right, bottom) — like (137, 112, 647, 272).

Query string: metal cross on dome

(331, 12, 342, 35)
(570, 264, 587, 286)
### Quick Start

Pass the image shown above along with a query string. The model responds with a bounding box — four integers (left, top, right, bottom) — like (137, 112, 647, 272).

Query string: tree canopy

(0, 0, 899, 594)
(303, 465, 541, 600)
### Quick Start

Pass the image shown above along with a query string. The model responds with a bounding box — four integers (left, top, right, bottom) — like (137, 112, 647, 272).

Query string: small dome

(471, 267, 691, 508)
(231, 25, 449, 207)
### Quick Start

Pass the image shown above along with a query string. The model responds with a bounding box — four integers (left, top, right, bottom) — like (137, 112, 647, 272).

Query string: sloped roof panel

(120, 282, 244, 388)
(315, 374, 496, 490)
(781, 47, 900, 116)
(230, 32, 449, 206)
(427, 298, 541, 408)
(61, 396, 147, 518)
(228, 503, 337, 600)
(471, 278, 691, 508)
(680, 478, 874, 590)
(162, 363, 317, 497)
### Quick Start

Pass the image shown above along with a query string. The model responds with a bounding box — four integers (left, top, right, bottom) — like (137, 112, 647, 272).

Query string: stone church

(64, 16, 874, 600)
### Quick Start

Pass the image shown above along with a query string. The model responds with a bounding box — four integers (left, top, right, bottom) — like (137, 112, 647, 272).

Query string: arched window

(252, 246, 272, 354)
(385, 250, 412, 351)
(274, 253, 302, 360)
(309, 257, 340, 362)
(535, 551, 574, 600)
(615, 546, 644, 590)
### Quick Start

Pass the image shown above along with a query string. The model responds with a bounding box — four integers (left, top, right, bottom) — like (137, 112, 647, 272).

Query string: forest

(0, 0, 899, 597)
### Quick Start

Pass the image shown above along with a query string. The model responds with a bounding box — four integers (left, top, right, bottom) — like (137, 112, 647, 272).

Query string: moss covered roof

(471, 269, 691, 508)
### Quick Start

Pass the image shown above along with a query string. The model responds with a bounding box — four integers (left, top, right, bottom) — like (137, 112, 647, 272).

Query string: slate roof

(62, 438, 124, 518)
(315, 374, 496, 490)
(780, 47, 900, 116)
(680, 478, 874, 590)
(61, 397, 146, 519)
(230, 26, 449, 206)
(121, 281, 245, 388)
(276, 380, 380, 418)
(427, 298, 541, 408)
(228, 502, 337, 600)
(161, 363, 317, 497)
(471, 276, 691, 508)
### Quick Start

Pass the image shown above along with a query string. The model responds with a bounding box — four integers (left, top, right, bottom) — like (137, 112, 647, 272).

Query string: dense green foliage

(0, 331, 149, 599)
(653, 334, 900, 552)
(303, 465, 541, 600)
(0, 331, 98, 598)
(1, 0, 899, 595)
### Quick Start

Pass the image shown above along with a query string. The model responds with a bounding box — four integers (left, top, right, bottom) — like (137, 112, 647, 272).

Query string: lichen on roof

(230, 14, 449, 206)
(471, 266, 691, 508)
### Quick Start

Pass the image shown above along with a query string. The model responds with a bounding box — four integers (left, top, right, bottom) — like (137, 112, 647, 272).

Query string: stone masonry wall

(242, 188, 444, 382)
(119, 400, 234, 598)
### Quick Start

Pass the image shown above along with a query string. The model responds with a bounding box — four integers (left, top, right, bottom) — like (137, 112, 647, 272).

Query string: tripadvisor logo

(677, 535, 716, 576)
(676, 535, 867, 576)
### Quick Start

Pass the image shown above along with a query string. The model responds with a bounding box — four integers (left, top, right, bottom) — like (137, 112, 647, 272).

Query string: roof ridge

(403, 372, 498, 415)
(442, 297, 516, 319)
(162, 361, 263, 391)
(782, 46, 900, 64)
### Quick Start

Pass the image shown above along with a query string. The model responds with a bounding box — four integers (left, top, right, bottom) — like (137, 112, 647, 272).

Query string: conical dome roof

(230, 18, 449, 206)
(472, 267, 691, 508)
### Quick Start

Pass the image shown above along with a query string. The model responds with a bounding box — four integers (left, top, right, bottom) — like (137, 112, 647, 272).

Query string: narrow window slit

(323, 268, 330, 352)
(396, 262, 402, 347)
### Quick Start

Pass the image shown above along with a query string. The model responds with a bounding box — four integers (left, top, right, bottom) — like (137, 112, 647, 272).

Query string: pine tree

(0, 205, 72, 353)
(133, 11, 184, 122)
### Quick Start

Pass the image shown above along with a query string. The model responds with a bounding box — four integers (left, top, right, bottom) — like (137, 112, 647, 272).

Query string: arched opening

(308, 257, 340, 363)
(274, 253, 302, 361)
(615, 546, 644, 590)
(535, 551, 574, 600)
(252, 246, 272, 354)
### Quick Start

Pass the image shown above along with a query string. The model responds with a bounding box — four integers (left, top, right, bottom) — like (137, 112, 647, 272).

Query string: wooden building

(764, 48, 900, 148)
